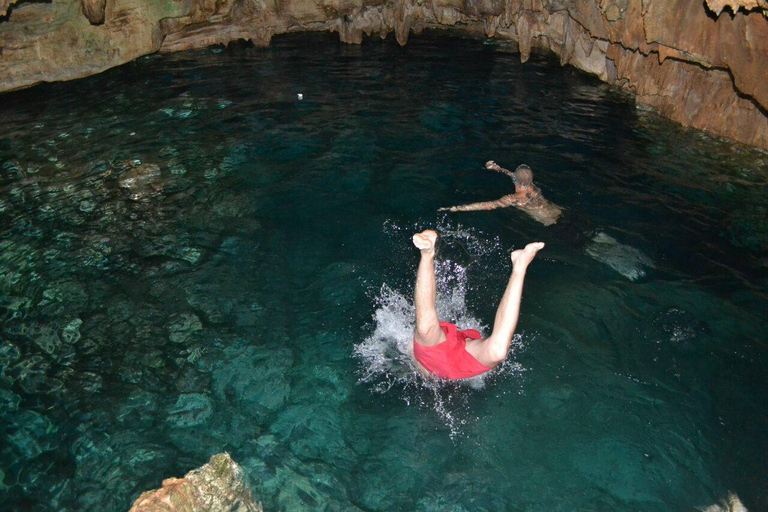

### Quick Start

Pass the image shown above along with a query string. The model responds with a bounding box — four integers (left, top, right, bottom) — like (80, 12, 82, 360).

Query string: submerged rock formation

(1, 0, 767, 149)
(701, 492, 749, 512)
(129, 453, 262, 512)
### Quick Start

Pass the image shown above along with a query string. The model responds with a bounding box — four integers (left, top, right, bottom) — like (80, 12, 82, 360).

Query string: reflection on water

(0, 32, 767, 511)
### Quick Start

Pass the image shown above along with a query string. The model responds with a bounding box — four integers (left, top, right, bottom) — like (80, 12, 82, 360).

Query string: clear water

(1, 33, 767, 511)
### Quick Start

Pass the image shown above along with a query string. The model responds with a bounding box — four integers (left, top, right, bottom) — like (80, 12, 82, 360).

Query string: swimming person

(439, 161, 563, 226)
(411, 229, 544, 380)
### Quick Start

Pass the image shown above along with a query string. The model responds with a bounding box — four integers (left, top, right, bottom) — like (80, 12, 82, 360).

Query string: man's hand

(438, 206, 458, 212)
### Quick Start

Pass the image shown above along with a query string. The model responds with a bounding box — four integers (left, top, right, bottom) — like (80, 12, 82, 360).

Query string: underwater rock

(1, 295, 31, 323)
(119, 163, 162, 200)
(7, 355, 50, 394)
(39, 279, 89, 317)
(186, 284, 238, 325)
(62, 318, 83, 344)
(118, 350, 169, 392)
(585, 232, 654, 281)
(5, 409, 59, 459)
(70, 427, 174, 510)
(240, 437, 350, 511)
(166, 393, 214, 428)
(270, 404, 355, 469)
(130, 453, 262, 512)
(289, 364, 351, 405)
(168, 313, 203, 344)
(0, 341, 21, 379)
(11, 452, 75, 509)
(700, 492, 748, 512)
(274, 468, 333, 511)
(117, 390, 161, 429)
(233, 301, 264, 328)
(27, 323, 62, 355)
(71, 370, 104, 394)
(0, 387, 21, 411)
(212, 343, 292, 419)
(174, 364, 212, 393)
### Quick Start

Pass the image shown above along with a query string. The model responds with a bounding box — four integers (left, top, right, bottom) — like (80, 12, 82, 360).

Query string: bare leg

(412, 230, 446, 347)
(466, 242, 545, 367)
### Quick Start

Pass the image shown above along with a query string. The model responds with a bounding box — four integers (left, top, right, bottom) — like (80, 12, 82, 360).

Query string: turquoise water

(1, 33, 767, 511)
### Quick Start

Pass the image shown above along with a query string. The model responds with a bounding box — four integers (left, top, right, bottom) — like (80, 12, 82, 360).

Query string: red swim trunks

(413, 322, 494, 380)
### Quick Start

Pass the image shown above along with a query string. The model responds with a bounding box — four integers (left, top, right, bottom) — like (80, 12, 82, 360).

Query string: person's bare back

(439, 161, 562, 226)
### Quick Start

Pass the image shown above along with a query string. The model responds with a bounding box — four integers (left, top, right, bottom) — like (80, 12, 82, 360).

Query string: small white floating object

(297, 93, 303, 100)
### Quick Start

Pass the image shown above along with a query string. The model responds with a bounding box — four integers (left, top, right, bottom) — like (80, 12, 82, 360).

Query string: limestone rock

(643, 0, 768, 115)
(0, 0, 767, 149)
(705, 0, 767, 15)
(1, 1, 169, 92)
(0, 0, 20, 17)
(129, 453, 262, 512)
(81, 0, 107, 24)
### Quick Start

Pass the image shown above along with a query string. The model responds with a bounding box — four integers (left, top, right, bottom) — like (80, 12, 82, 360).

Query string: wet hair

(513, 165, 534, 188)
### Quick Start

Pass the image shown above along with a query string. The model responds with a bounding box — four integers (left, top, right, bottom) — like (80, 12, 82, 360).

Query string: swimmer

(439, 161, 562, 226)
(411, 229, 544, 380)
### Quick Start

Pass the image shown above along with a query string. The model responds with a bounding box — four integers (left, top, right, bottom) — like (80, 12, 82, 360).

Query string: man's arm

(438, 195, 517, 212)
(485, 160, 516, 179)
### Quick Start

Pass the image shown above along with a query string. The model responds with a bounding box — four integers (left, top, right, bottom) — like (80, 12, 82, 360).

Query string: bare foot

(413, 230, 438, 255)
(511, 242, 545, 268)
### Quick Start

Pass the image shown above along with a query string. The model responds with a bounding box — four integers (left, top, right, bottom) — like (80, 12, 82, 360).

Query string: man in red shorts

(411, 230, 544, 380)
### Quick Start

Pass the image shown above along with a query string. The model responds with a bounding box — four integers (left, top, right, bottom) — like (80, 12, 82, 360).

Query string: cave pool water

(1, 33, 767, 511)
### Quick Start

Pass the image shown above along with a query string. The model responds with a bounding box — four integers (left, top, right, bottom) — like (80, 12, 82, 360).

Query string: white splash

(355, 221, 525, 438)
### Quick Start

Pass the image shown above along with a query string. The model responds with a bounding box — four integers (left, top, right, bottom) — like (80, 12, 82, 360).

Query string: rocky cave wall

(1, 0, 767, 149)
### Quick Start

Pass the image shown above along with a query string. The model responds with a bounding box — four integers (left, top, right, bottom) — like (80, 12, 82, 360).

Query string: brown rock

(129, 453, 262, 512)
(705, 0, 768, 15)
(0, 0, 183, 92)
(0, 0, 767, 149)
(0, 0, 21, 17)
(643, 0, 768, 110)
(607, 42, 768, 148)
(81, 0, 107, 24)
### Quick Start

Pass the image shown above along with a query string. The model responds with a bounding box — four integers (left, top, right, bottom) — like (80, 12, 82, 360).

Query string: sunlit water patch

(0, 32, 766, 511)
